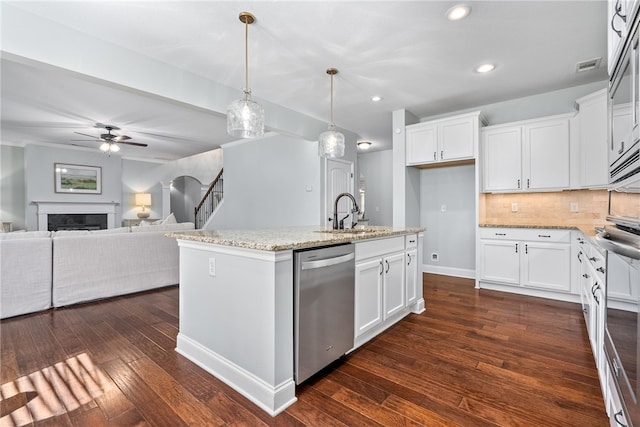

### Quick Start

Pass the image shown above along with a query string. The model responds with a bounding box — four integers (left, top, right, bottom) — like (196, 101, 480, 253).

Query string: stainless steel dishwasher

(294, 243, 355, 384)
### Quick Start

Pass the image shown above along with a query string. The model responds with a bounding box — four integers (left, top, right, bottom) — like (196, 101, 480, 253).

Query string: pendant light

(227, 11, 265, 138)
(318, 68, 345, 158)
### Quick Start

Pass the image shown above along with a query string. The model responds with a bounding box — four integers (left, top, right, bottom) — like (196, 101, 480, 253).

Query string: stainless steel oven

(598, 179, 640, 426)
(609, 9, 640, 185)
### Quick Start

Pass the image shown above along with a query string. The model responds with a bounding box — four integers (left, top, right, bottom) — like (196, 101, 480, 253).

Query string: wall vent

(575, 57, 602, 73)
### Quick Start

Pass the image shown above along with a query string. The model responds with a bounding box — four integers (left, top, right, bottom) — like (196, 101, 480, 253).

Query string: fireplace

(34, 201, 118, 231)
(48, 214, 107, 231)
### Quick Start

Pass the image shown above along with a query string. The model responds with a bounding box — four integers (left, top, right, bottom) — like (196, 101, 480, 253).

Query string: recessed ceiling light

(357, 141, 372, 150)
(371, 95, 382, 102)
(446, 4, 471, 21)
(475, 63, 495, 73)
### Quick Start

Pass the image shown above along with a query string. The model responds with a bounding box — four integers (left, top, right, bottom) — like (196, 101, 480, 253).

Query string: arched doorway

(170, 176, 202, 223)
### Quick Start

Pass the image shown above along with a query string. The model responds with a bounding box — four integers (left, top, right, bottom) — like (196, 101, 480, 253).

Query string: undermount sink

(315, 227, 391, 235)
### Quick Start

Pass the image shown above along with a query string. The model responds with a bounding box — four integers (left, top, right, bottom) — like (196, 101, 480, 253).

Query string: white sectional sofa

(0, 231, 53, 319)
(0, 222, 194, 319)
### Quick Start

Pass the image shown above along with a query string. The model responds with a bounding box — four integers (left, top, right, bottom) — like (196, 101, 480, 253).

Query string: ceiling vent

(575, 57, 602, 73)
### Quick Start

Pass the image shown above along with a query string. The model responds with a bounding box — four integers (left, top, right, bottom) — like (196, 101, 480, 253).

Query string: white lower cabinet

(354, 234, 419, 348)
(479, 228, 572, 293)
(405, 247, 418, 306)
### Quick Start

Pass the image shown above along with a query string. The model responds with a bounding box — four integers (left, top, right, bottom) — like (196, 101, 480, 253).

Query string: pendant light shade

(318, 68, 345, 158)
(227, 12, 264, 139)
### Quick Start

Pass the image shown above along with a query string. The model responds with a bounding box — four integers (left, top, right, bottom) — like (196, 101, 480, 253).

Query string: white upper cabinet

(574, 89, 609, 188)
(406, 111, 484, 166)
(482, 114, 571, 193)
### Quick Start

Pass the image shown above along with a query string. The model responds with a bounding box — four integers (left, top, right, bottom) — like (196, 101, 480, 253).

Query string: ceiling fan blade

(73, 131, 100, 139)
(119, 141, 148, 147)
(71, 139, 101, 142)
(114, 135, 131, 142)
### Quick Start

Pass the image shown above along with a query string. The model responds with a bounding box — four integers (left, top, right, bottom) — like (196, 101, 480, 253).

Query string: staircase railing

(194, 168, 223, 229)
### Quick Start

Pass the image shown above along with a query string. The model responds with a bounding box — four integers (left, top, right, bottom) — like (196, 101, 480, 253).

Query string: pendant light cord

(329, 73, 334, 127)
(244, 17, 249, 98)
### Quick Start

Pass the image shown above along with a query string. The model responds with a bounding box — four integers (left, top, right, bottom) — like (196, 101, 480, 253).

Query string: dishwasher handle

(301, 252, 355, 270)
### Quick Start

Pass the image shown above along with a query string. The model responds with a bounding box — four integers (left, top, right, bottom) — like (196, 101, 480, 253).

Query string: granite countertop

(478, 223, 608, 239)
(167, 225, 425, 251)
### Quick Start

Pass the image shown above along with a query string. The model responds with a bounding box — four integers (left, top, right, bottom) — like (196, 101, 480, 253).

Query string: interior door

(326, 159, 354, 228)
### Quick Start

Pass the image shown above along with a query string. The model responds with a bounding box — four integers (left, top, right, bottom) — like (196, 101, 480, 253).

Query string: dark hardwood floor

(0, 274, 608, 426)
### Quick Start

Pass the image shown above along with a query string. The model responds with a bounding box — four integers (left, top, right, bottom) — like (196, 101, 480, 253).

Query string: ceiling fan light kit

(227, 11, 265, 139)
(318, 68, 345, 158)
(73, 124, 147, 154)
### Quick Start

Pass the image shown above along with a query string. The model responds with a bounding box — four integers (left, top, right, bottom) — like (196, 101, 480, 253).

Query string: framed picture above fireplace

(54, 163, 102, 194)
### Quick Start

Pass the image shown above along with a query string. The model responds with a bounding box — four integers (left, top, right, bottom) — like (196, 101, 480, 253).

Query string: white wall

(24, 144, 123, 230)
(209, 134, 320, 229)
(0, 145, 26, 230)
(357, 149, 393, 226)
(420, 164, 476, 277)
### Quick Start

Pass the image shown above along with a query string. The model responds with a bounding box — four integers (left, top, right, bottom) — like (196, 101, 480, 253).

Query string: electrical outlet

(511, 203, 518, 212)
(441, 204, 447, 212)
(431, 253, 439, 262)
(208, 258, 216, 276)
(570, 202, 579, 212)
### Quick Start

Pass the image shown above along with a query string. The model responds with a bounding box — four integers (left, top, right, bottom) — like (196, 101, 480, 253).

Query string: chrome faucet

(333, 192, 360, 229)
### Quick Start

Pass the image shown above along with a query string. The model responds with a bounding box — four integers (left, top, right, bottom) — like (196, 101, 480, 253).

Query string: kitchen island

(168, 226, 424, 415)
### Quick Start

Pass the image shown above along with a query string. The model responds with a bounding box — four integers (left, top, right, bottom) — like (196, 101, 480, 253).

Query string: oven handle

(595, 229, 640, 260)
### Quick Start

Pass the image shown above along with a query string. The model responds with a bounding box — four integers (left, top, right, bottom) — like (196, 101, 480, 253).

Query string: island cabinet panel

(354, 258, 383, 336)
(383, 252, 406, 319)
(354, 235, 422, 350)
(478, 228, 573, 298)
(174, 241, 297, 416)
(405, 247, 418, 306)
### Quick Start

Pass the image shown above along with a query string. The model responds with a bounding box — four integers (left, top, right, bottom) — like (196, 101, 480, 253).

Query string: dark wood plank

(0, 273, 609, 426)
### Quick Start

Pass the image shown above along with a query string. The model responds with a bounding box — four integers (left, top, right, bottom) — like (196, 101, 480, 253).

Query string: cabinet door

(383, 252, 406, 320)
(406, 123, 438, 165)
(577, 91, 608, 188)
(522, 242, 571, 292)
(405, 249, 418, 306)
(440, 116, 475, 161)
(479, 240, 520, 285)
(611, 106, 632, 174)
(355, 258, 383, 337)
(482, 127, 522, 191)
(523, 118, 570, 190)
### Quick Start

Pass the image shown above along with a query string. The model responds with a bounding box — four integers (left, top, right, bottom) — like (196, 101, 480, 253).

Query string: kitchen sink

(315, 227, 391, 235)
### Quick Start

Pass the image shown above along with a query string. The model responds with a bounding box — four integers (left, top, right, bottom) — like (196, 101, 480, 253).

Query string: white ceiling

(1, 1, 608, 161)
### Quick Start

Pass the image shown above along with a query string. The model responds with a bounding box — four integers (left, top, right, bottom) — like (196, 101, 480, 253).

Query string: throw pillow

(161, 213, 177, 224)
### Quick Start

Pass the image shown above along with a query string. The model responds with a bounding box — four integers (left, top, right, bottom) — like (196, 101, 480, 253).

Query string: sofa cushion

(0, 230, 50, 240)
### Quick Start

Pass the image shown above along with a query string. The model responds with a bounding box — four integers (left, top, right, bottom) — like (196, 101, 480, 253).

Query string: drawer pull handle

(597, 267, 605, 273)
(495, 233, 506, 236)
(538, 234, 551, 238)
(614, 409, 627, 427)
(409, 239, 416, 243)
(589, 256, 597, 262)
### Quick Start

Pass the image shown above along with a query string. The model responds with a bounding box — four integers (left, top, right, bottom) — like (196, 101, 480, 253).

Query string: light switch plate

(570, 202, 579, 212)
(511, 203, 518, 212)
(208, 258, 216, 276)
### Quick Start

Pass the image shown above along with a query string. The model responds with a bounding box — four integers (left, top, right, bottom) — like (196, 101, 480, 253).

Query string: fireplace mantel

(33, 201, 119, 231)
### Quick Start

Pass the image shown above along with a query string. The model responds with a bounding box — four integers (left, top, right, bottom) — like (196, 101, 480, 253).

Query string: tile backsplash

(479, 190, 609, 228)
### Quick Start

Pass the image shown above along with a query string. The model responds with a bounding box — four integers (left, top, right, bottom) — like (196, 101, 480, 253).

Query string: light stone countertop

(167, 225, 425, 251)
(478, 223, 608, 239)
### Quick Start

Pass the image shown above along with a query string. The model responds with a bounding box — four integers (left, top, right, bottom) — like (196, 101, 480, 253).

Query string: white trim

(33, 201, 118, 230)
(422, 264, 476, 279)
(176, 333, 297, 416)
(477, 281, 581, 304)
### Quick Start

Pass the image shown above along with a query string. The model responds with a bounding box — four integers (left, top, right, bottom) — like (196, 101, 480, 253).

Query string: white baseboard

(421, 264, 476, 279)
(176, 333, 297, 416)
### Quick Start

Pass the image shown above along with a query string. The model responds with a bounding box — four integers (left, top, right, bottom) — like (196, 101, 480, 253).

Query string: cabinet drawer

(356, 236, 405, 261)
(479, 227, 571, 243)
(405, 234, 418, 249)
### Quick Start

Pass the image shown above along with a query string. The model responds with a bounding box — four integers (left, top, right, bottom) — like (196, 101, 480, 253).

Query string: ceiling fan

(73, 123, 148, 153)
